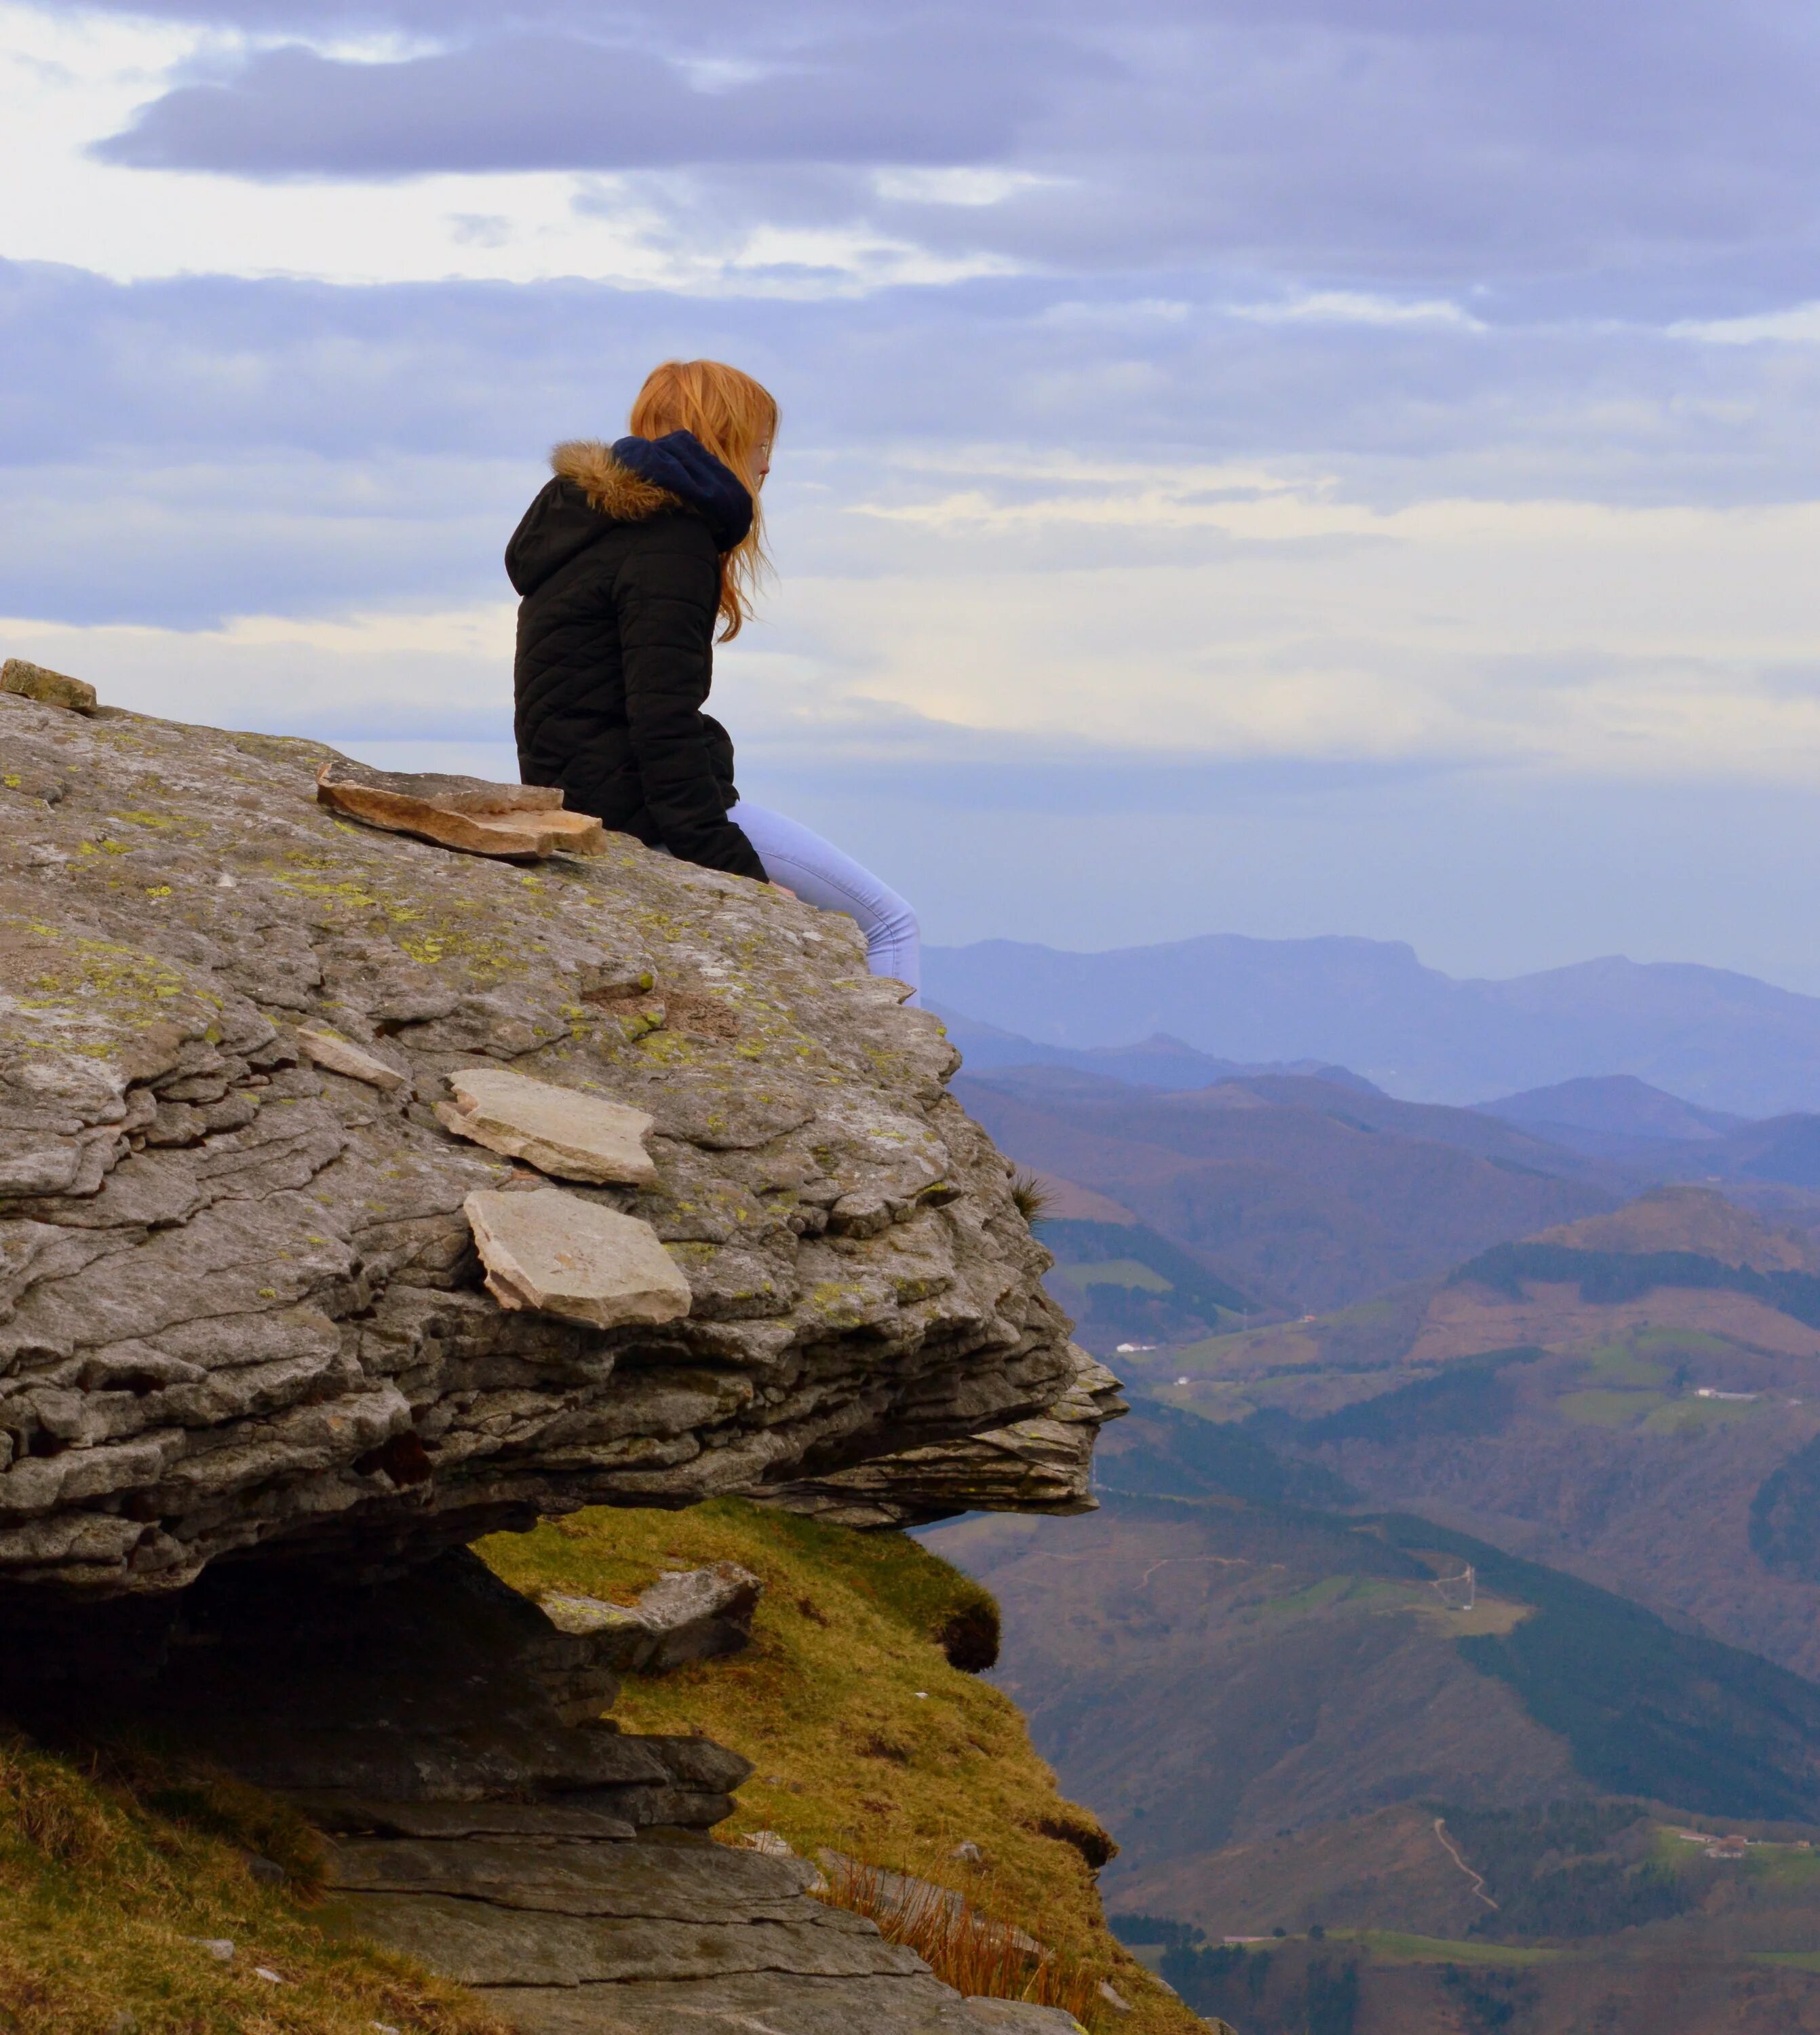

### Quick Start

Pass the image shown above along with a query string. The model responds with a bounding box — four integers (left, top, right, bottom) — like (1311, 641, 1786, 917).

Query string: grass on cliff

(478, 1499, 1204, 2035)
(0, 1737, 505, 2035)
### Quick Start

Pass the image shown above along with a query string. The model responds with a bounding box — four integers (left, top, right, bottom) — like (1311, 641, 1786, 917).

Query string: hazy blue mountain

(1471, 1079, 1820, 1197)
(931, 1004, 1380, 1093)
(956, 1063, 1617, 1316)
(925, 935, 1820, 1115)
(1477, 1074, 1747, 1158)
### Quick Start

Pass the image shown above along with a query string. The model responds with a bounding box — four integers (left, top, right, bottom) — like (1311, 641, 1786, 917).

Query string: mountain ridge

(958, 1063, 1620, 1318)
(927, 935, 1820, 1115)
(1110, 1187, 1820, 1680)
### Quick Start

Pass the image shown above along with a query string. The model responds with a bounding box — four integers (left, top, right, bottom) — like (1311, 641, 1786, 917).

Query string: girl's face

(754, 438, 772, 489)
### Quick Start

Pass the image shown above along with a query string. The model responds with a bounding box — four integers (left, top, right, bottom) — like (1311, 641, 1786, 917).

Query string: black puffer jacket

(507, 431, 767, 880)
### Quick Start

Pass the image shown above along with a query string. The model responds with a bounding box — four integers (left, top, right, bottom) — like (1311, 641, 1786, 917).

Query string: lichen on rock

(0, 694, 1104, 1593)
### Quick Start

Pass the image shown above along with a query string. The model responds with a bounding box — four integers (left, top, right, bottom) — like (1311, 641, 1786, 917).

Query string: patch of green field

(1748, 1846, 1820, 1890)
(1644, 1832, 1734, 1872)
(1648, 1826, 1707, 1874)
(1634, 1327, 1738, 1357)
(1333, 1931, 1560, 1968)
(1582, 1344, 1673, 1389)
(1146, 1382, 1258, 1424)
(1257, 1574, 1363, 1619)
(1256, 1575, 1452, 1623)
(1559, 1389, 1668, 1428)
(1168, 1328, 1291, 1366)
(1057, 1258, 1173, 1293)
(1752, 1952, 1820, 1972)
(1644, 1396, 1760, 1436)
(1412, 1591, 1535, 1638)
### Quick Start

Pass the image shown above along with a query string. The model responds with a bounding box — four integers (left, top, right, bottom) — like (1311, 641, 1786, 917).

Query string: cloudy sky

(6, 1, 1820, 986)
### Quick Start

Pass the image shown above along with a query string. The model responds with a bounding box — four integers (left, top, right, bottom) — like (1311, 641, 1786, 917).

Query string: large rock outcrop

(0, 691, 1097, 1593)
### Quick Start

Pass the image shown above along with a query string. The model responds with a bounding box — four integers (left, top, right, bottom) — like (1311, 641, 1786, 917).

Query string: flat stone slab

(316, 757, 607, 859)
(2, 657, 96, 714)
(328, 1837, 816, 1920)
(541, 1595, 647, 1640)
(339, 1893, 923, 1986)
(438, 1068, 657, 1186)
(963, 2002, 1087, 2035)
(541, 1564, 762, 1673)
(301, 1797, 637, 1842)
(487, 1971, 1003, 2035)
(296, 1026, 409, 1091)
(222, 1721, 671, 1800)
(465, 1189, 693, 1328)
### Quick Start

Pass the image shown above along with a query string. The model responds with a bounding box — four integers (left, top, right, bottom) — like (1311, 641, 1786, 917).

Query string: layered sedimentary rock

(758, 1348, 1127, 1528)
(314, 756, 609, 859)
(0, 1544, 1083, 2035)
(0, 692, 1093, 1593)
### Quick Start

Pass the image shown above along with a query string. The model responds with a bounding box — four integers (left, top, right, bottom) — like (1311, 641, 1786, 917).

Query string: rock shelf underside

(0, 693, 1113, 1594)
(0, 1551, 1082, 2035)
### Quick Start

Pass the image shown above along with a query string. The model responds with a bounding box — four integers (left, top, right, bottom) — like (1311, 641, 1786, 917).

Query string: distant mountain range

(959, 1055, 1820, 1319)
(1480, 1073, 1745, 1144)
(928, 1188, 1820, 2027)
(961, 1064, 1618, 1318)
(932, 1006, 1378, 1093)
(1105, 1186, 1820, 1683)
(927, 935, 1820, 1115)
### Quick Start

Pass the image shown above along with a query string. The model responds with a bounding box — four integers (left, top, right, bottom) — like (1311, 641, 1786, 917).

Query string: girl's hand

(772, 882, 797, 899)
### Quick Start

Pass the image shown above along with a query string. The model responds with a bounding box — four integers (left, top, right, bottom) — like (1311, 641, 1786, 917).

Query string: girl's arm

(615, 526, 767, 880)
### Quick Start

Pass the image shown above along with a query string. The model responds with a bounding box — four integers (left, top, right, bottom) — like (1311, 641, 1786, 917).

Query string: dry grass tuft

(818, 1853, 1098, 2024)
(0, 1730, 506, 2035)
(0, 1741, 119, 1874)
(1009, 1169, 1053, 1225)
(95, 1740, 331, 1900)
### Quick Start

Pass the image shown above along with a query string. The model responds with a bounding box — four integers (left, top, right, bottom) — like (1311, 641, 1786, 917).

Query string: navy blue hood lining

(611, 430, 754, 554)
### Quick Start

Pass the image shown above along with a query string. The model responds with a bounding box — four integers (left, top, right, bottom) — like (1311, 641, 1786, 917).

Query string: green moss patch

(479, 1500, 1201, 2035)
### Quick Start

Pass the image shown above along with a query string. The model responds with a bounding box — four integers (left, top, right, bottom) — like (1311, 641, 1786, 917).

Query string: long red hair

(629, 360, 777, 642)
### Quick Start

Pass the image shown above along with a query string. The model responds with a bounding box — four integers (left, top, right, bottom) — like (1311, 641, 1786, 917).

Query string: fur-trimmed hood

(506, 429, 752, 598)
(550, 438, 681, 522)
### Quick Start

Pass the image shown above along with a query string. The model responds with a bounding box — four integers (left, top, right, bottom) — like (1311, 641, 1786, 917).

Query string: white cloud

(808, 462, 1820, 779)
(1671, 301, 1820, 345)
(14, 458, 1820, 792)
(0, 3, 1013, 291)
(0, 600, 517, 736)
(1230, 290, 1487, 332)
(870, 166, 1060, 208)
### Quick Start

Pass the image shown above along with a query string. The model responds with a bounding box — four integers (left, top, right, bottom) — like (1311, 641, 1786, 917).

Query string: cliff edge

(0, 689, 1110, 1595)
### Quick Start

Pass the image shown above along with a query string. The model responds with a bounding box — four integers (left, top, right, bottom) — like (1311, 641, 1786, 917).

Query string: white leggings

(729, 800, 921, 1004)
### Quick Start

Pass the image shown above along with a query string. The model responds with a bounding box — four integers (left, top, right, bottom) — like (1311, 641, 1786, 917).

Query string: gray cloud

(80, 1, 1820, 317)
(8, 258, 1818, 515)
(94, 24, 1074, 176)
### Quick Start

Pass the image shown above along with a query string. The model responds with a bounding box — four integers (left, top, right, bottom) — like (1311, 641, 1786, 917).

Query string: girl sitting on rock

(507, 357, 920, 1004)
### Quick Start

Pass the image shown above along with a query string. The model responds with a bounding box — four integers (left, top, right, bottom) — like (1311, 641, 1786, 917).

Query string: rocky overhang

(0, 691, 1111, 1593)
